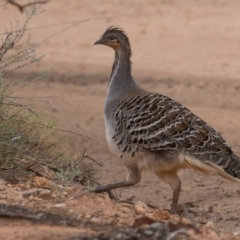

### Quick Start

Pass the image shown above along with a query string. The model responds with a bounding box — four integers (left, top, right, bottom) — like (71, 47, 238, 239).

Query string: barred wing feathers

(111, 92, 240, 181)
(112, 92, 231, 155)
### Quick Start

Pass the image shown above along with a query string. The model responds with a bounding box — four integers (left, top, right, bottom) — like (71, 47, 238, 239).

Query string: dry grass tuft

(0, 4, 99, 187)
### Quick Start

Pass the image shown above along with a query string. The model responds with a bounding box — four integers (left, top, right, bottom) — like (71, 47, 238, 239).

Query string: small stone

(151, 222, 163, 229)
(194, 178, 201, 182)
(205, 221, 216, 231)
(134, 205, 146, 215)
(6, 188, 23, 201)
(152, 209, 170, 220)
(91, 217, 101, 224)
(33, 176, 51, 188)
(62, 191, 68, 197)
(144, 229, 153, 236)
(38, 190, 51, 200)
(51, 192, 58, 199)
(52, 203, 66, 208)
(134, 201, 149, 215)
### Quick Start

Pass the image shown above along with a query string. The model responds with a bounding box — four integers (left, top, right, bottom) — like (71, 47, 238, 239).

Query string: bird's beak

(94, 39, 103, 45)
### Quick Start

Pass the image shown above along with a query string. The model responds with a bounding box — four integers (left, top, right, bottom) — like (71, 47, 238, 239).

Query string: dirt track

(1, 0, 240, 239)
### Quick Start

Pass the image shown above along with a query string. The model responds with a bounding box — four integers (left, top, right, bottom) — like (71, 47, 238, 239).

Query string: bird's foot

(82, 184, 118, 201)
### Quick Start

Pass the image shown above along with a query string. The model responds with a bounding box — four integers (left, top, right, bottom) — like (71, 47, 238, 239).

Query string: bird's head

(94, 26, 130, 51)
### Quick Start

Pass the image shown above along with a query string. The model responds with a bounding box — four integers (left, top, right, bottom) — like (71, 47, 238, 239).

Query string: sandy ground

(0, 0, 240, 239)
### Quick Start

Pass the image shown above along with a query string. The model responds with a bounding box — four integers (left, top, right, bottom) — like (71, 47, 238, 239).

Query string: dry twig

(7, 0, 49, 13)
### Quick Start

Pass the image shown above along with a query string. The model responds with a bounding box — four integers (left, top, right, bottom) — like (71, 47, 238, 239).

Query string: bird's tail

(223, 153, 240, 179)
(206, 153, 240, 182)
(184, 153, 240, 182)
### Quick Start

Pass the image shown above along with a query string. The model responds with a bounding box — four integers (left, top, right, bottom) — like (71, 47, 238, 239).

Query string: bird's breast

(104, 117, 140, 166)
(105, 119, 120, 156)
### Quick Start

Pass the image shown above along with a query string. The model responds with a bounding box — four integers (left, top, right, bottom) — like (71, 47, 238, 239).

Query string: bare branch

(6, 0, 49, 13)
(84, 154, 103, 167)
(0, 33, 13, 61)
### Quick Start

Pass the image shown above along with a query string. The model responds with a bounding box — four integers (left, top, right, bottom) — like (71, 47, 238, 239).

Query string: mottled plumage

(92, 26, 240, 213)
(113, 92, 230, 155)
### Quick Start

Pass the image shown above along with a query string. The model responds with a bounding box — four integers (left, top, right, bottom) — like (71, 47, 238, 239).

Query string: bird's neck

(108, 47, 140, 96)
(105, 47, 143, 117)
(110, 48, 132, 83)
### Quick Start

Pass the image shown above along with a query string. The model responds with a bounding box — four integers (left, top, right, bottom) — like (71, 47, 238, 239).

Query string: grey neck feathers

(108, 46, 140, 98)
(110, 47, 131, 83)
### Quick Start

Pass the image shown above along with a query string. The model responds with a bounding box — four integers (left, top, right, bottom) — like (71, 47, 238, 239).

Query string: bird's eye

(109, 36, 115, 40)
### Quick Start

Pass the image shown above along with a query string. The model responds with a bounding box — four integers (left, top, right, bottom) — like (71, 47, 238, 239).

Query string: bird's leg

(155, 171, 181, 214)
(170, 177, 181, 214)
(90, 165, 141, 193)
